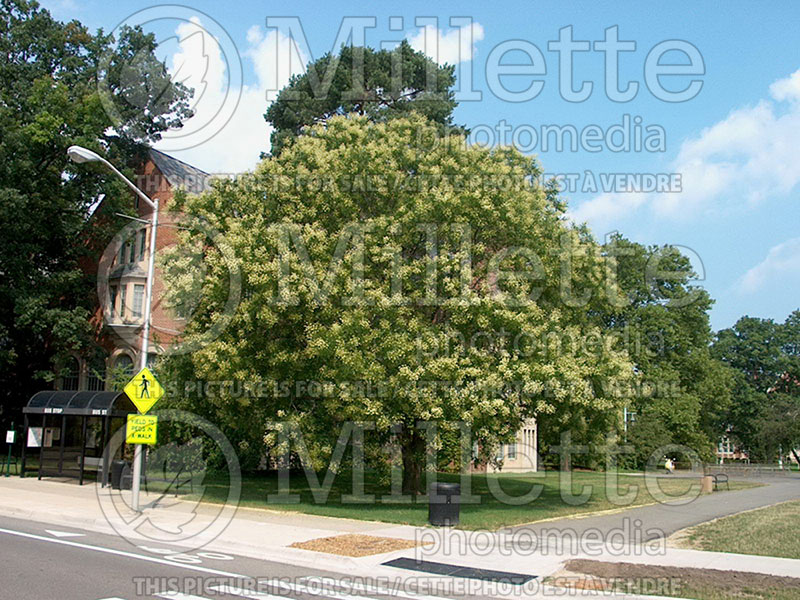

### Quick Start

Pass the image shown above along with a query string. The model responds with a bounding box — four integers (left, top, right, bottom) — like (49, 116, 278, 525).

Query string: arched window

(62, 356, 80, 391)
(114, 354, 134, 377)
(87, 354, 107, 391)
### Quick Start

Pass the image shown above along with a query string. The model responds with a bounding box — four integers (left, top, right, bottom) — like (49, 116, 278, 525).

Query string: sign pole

(123, 368, 163, 511)
(131, 196, 159, 512)
(131, 441, 143, 510)
(65, 145, 159, 511)
(5, 422, 13, 477)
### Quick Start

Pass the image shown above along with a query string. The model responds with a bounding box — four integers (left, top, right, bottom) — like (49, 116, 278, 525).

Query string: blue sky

(45, 0, 800, 331)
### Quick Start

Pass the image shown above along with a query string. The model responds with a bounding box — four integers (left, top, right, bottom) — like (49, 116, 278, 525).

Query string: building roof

(24, 390, 136, 417)
(149, 148, 212, 194)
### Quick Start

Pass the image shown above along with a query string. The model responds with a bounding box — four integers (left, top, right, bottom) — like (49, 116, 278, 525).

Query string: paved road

(510, 476, 800, 543)
(0, 514, 497, 600)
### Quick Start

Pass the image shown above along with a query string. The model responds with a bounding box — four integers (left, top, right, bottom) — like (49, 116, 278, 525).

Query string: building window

(114, 354, 134, 378)
(128, 239, 136, 263)
(62, 356, 80, 390)
(507, 443, 517, 460)
(132, 284, 145, 319)
(119, 284, 127, 319)
(87, 355, 106, 391)
(138, 229, 146, 261)
(495, 446, 504, 461)
(109, 285, 118, 318)
(118, 241, 126, 265)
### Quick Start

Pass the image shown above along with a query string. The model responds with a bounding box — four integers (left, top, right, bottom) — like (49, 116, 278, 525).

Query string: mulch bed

(290, 533, 431, 557)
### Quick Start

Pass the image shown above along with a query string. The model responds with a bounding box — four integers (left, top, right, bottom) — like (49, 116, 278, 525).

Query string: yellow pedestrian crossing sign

(124, 367, 164, 414)
(126, 414, 158, 445)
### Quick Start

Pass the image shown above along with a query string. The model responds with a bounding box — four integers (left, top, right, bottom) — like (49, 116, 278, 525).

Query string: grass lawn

(678, 499, 800, 559)
(183, 470, 760, 530)
(547, 559, 800, 599)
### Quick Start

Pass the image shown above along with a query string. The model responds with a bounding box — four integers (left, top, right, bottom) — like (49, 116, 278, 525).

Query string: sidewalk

(1, 475, 799, 598)
(510, 475, 800, 541)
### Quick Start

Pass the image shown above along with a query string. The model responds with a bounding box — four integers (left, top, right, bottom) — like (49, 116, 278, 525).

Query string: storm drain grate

(381, 557, 536, 585)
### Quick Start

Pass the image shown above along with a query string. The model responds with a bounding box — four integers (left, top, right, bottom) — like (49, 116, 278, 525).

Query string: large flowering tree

(163, 114, 632, 493)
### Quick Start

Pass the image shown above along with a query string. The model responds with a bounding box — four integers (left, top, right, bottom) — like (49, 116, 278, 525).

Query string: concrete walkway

(510, 475, 800, 543)
(1, 474, 800, 597)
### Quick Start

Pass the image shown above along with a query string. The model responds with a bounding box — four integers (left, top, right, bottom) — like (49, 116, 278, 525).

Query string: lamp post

(67, 145, 157, 511)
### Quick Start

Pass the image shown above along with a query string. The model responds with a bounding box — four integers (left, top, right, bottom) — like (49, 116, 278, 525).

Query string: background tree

(0, 0, 192, 428)
(584, 234, 733, 467)
(265, 40, 462, 156)
(162, 115, 633, 493)
(712, 310, 800, 462)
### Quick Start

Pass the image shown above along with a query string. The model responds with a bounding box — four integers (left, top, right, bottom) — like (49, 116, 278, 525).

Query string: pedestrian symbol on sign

(123, 367, 164, 414)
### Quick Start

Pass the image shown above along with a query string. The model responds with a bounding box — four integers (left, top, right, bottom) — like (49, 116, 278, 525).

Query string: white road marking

(0, 527, 245, 578)
(138, 546, 235, 564)
(138, 545, 181, 555)
(209, 585, 286, 599)
(216, 580, 386, 600)
(155, 592, 214, 600)
(45, 529, 85, 538)
(197, 551, 234, 561)
(300, 576, 452, 600)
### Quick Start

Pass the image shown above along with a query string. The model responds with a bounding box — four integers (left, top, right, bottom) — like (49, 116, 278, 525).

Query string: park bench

(712, 473, 730, 490)
(76, 456, 104, 471)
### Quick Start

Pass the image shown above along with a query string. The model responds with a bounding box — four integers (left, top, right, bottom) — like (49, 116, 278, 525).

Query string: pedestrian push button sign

(126, 414, 158, 445)
(124, 367, 164, 414)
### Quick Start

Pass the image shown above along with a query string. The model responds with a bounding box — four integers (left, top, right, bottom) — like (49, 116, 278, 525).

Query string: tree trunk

(401, 431, 426, 495)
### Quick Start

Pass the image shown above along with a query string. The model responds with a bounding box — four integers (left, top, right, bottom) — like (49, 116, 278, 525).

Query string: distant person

(665, 457, 675, 474)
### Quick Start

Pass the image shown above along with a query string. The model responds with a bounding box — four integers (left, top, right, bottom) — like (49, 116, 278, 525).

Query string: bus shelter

(21, 390, 136, 485)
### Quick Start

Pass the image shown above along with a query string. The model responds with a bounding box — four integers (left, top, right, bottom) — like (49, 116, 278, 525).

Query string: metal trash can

(428, 482, 460, 526)
(111, 460, 130, 490)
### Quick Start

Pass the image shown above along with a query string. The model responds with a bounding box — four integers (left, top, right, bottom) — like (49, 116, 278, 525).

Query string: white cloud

(769, 69, 800, 103)
(154, 18, 306, 173)
(568, 191, 647, 226)
(572, 68, 800, 228)
(407, 22, 485, 66)
(739, 237, 800, 294)
(155, 18, 485, 173)
(245, 26, 307, 104)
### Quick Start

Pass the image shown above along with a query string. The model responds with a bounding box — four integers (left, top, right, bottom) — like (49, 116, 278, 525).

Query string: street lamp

(67, 145, 158, 512)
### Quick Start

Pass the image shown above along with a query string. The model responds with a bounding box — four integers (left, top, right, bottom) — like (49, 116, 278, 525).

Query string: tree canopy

(712, 310, 800, 462)
(264, 40, 462, 156)
(0, 0, 192, 424)
(576, 234, 734, 467)
(163, 114, 634, 492)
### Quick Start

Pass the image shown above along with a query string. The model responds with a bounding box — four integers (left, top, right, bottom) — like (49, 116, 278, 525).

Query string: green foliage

(265, 41, 462, 156)
(578, 234, 734, 467)
(712, 310, 800, 461)
(161, 114, 634, 492)
(0, 0, 191, 423)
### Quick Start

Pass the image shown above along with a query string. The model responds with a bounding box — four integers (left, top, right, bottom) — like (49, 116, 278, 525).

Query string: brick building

(58, 149, 211, 392)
